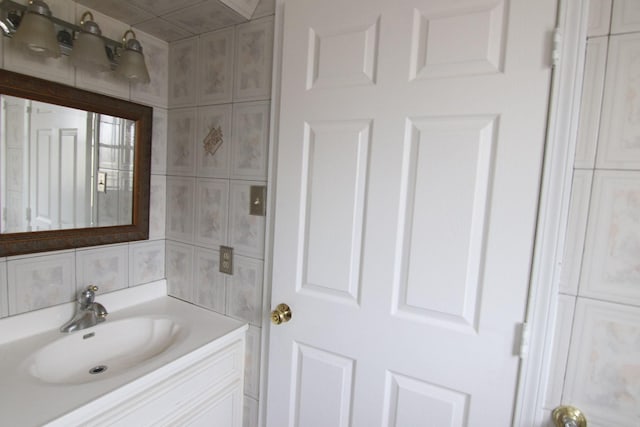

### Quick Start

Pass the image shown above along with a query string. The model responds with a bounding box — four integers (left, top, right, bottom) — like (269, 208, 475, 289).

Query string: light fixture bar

(0, 0, 132, 70)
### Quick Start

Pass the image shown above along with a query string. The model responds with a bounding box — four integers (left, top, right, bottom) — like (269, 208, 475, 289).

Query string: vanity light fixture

(11, 0, 60, 58)
(0, 0, 151, 84)
(69, 11, 110, 72)
(115, 30, 150, 84)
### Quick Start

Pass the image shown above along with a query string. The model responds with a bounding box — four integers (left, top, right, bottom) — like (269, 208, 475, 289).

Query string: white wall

(0, 1, 169, 318)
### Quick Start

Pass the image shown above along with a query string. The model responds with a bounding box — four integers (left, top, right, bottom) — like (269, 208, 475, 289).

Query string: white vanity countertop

(0, 280, 248, 427)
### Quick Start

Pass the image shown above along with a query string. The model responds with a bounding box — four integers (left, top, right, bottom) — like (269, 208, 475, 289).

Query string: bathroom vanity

(0, 281, 247, 426)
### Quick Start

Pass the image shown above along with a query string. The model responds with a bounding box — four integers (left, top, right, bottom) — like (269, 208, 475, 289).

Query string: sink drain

(89, 365, 108, 375)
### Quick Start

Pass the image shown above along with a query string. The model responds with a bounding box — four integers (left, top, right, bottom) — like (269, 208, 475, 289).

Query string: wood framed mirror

(0, 69, 152, 257)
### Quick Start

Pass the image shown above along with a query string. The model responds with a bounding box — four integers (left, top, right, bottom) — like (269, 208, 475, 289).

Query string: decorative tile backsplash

(76, 244, 129, 294)
(194, 247, 226, 313)
(165, 241, 195, 302)
(129, 240, 166, 287)
(7, 252, 76, 315)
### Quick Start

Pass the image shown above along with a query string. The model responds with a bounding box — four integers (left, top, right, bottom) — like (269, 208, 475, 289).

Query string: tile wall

(0, 0, 169, 316)
(164, 3, 275, 426)
(543, 1, 640, 426)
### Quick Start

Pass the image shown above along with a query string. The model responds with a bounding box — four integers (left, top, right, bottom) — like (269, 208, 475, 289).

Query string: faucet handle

(78, 285, 99, 307)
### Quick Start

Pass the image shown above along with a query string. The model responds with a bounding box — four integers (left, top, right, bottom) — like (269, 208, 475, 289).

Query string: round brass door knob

(271, 303, 292, 325)
(552, 405, 587, 427)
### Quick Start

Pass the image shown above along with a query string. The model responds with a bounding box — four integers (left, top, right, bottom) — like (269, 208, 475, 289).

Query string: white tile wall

(167, 107, 197, 175)
(149, 175, 167, 240)
(244, 324, 262, 399)
(611, 0, 640, 34)
(151, 108, 169, 174)
(166, 176, 196, 243)
(588, 0, 612, 37)
(195, 179, 229, 248)
(563, 298, 640, 427)
(0, 261, 7, 318)
(164, 8, 275, 418)
(7, 251, 76, 315)
(226, 255, 264, 326)
(165, 240, 194, 301)
(194, 247, 226, 313)
(231, 101, 270, 180)
(198, 28, 235, 106)
(76, 244, 129, 294)
(129, 240, 166, 286)
(243, 395, 259, 427)
(233, 17, 274, 102)
(596, 33, 640, 169)
(543, 294, 576, 409)
(574, 37, 607, 169)
(168, 37, 198, 108)
(580, 171, 640, 305)
(558, 170, 593, 295)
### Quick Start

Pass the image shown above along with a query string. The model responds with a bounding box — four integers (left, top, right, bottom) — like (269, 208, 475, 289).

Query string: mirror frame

(0, 69, 152, 257)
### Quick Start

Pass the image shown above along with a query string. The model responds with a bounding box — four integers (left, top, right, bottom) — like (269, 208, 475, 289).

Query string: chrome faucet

(60, 285, 108, 333)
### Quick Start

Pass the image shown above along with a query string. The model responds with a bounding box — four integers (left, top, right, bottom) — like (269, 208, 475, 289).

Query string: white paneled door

(266, 0, 557, 425)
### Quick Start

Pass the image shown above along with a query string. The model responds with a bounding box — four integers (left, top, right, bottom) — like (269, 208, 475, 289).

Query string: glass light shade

(12, 11, 60, 58)
(70, 32, 110, 72)
(116, 44, 150, 84)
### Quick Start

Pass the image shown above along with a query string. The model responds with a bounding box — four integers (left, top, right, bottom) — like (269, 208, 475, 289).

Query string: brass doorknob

(552, 405, 587, 427)
(271, 303, 292, 325)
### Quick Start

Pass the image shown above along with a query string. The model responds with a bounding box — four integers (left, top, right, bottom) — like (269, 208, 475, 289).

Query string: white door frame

(515, 0, 589, 424)
(258, 1, 591, 425)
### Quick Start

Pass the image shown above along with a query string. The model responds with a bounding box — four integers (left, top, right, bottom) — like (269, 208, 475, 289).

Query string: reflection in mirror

(0, 95, 136, 233)
(0, 69, 151, 257)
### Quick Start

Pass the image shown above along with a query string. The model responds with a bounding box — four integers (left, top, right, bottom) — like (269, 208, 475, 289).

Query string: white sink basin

(26, 316, 181, 384)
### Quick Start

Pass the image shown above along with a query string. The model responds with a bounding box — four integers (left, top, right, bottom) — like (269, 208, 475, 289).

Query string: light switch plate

(97, 172, 107, 193)
(219, 246, 233, 275)
(249, 185, 266, 216)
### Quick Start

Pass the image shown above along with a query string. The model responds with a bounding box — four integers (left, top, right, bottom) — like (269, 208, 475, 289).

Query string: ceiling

(74, 0, 264, 42)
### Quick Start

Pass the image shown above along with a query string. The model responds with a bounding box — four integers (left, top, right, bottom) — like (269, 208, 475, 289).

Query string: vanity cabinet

(49, 333, 246, 427)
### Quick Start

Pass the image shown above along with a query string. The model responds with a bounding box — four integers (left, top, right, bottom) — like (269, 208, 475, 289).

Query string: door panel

(267, 1, 557, 425)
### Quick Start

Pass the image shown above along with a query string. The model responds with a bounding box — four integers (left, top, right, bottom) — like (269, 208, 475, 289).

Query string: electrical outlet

(219, 246, 233, 275)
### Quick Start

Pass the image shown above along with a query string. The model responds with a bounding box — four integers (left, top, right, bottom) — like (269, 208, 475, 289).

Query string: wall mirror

(0, 69, 152, 256)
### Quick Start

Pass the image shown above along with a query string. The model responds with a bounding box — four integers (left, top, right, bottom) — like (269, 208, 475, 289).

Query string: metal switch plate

(249, 185, 266, 216)
(219, 246, 233, 275)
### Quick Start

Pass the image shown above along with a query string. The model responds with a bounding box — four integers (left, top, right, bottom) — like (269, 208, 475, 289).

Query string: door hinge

(552, 27, 562, 67)
(519, 322, 531, 359)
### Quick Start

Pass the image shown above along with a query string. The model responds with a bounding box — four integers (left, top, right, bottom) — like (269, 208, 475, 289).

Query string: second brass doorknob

(271, 303, 292, 325)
